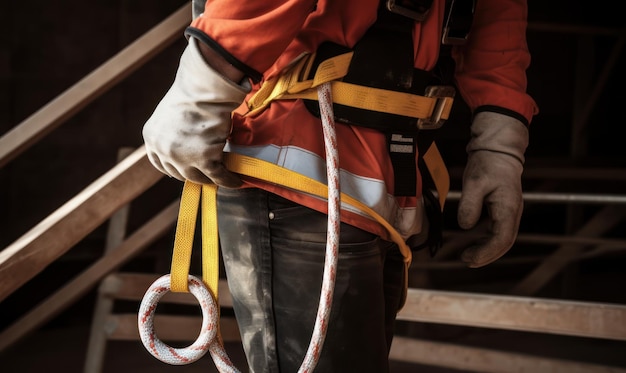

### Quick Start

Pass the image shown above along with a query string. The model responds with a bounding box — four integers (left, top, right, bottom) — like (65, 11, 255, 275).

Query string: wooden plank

(448, 165, 626, 181)
(0, 3, 191, 168)
(414, 232, 626, 270)
(101, 273, 233, 308)
(0, 146, 163, 303)
(521, 167, 626, 181)
(389, 337, 626, 373)
(0, 199, 178, 352)
(511, 205, 626, 296)
(397, 288, 626, 341)
(445, 191, 626, 205)
(107, 314, 241, 342)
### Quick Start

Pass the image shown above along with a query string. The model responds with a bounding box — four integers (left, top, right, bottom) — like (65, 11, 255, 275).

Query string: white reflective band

(225, 143, 397, 222)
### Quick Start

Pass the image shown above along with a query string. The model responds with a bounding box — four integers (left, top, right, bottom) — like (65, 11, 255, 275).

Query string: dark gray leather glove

(142, 37, 250, 188)
(458, 111, 529, 267)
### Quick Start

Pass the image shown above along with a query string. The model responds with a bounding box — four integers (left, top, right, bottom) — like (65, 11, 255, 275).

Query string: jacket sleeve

(451, 0, 538, 124)
(189, 0, 317, 82)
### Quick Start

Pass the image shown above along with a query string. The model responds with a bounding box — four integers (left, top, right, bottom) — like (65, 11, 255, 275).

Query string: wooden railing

(0, 3, 191, 302)
(0, 4, 191, 169)
(1, 3, 625, 372)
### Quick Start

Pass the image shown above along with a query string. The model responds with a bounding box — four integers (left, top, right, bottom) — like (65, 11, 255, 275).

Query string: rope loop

(138, 274, 237, 369)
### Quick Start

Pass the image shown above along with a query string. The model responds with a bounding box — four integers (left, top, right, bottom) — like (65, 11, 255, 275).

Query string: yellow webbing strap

(223, 153, 413, 308)
(245, 51, 453, 122)
(170, 181, 219, 301)
(224, 153, 413, 264)
(285, 82, 452, 121)
(169, 151, 453, 309)
(246, 52, 354, 117)
(422, 143, 449, 212)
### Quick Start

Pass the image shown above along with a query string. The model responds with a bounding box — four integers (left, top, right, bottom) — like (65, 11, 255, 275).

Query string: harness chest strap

(245, 52, 454, 125)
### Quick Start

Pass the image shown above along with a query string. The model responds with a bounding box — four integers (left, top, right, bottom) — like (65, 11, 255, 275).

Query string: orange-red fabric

(451, 0, 539, 121)
(192, 1, 319, 75)
(190, 0, 538, 240)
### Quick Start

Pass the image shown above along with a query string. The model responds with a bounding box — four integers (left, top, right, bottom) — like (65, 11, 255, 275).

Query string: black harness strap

(304, 5, 430, 197)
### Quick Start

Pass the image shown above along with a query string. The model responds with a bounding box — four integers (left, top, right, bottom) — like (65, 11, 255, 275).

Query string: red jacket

(190, 0, 538, 241)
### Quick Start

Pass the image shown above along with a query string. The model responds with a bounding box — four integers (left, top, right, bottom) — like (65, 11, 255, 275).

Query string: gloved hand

(142, 37, 250, 188)
(457, 111, 529, 267)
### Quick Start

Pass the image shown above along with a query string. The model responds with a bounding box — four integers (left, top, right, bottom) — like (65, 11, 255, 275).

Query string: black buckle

(417, 85, 456, 130)
(386, 0, 433, 22)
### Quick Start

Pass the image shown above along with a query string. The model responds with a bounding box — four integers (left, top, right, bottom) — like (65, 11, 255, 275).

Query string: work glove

(142, 37, 250, 188)
(457, 111, 529, 267)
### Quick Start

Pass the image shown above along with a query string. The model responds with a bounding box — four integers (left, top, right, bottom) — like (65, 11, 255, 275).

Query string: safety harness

(139, 1, 475, 371)
(244, 1, 471, 253)
(244, 45, 452, 230)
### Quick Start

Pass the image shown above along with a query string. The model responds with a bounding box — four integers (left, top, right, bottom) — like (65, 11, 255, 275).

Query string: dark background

(1, 1, 625, 372)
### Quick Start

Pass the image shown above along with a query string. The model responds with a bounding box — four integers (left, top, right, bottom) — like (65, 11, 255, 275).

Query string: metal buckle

(441, 0, 475, 45)
(417, 85, 456, 130)
(386, 0, 432, 22)
(442, 27, 469, 46)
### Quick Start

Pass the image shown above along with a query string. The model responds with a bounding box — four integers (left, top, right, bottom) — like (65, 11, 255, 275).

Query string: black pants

(217, 187, 405, 373)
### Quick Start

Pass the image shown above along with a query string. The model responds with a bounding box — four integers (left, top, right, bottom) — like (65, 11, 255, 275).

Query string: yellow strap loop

(170, 181, 200, 293)
(201, 183, 220, 299)
(170, 182, 219, 302)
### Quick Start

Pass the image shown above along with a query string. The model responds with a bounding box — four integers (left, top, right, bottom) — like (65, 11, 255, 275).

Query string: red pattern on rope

(298, 82, 340, 372)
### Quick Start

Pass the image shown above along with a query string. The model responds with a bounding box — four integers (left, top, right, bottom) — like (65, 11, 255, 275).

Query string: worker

(142, 0, 538, 371)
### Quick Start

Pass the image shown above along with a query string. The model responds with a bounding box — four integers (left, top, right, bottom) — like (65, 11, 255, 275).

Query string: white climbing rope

(298, 81, 340, 372)
(138, 81, 340, 372)
(138, 274, 216, 365)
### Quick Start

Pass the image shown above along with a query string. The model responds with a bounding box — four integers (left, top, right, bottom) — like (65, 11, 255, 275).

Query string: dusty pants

(217, 187, 405, 373)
